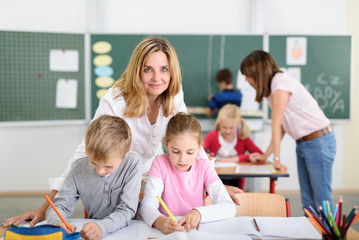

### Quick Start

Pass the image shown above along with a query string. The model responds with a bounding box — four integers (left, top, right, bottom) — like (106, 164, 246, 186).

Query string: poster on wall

(286, 37, 307, 65)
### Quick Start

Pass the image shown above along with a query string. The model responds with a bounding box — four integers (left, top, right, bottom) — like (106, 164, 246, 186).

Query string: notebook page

(255, 216, 321, 239)
(199, 217, 258, 237)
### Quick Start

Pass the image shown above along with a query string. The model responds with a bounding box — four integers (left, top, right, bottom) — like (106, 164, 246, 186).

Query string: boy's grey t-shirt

(46, 151, 142, 237)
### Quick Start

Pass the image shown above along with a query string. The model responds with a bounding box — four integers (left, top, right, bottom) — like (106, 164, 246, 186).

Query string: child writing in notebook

(203, 104, 264, 189)
(46, 115, 142, 240)
(140, 112, 236, 234)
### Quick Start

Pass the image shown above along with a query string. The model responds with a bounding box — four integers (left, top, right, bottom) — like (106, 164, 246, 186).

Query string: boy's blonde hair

(113, 36, 182, 118)
(165, 112, 202, 145)
(215, 104, 250, 139)
(85, 115, 132, 163)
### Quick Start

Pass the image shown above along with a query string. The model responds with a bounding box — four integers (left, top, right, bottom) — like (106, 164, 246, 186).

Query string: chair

(205, 192, 290, 217)
(235, 193, 290, 217)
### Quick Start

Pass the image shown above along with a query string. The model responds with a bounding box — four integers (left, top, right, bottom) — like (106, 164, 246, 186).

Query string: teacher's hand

(2, 207, 46, 228)
(225, 185, 244, 205)
(273, 160, 288, 172)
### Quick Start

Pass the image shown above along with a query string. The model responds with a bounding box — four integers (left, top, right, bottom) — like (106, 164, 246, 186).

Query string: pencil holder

(322, 233, 346, 240)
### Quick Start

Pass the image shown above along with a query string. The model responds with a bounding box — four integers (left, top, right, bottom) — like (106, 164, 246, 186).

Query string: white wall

(0, 0, 352, 192)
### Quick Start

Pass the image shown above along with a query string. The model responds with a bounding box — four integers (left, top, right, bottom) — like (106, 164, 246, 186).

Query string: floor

(0, 192, 358, 232)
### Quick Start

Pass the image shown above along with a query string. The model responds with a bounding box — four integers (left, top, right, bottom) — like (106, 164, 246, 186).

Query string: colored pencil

(319, 206, 335, 235)
(304, 208, 329, 235)
(333, 204, 338, 225)
(345, 210, 358, 234)
(338, 195, 343, 228)
(346, 205, 357, 224)
(157, 195, 176, 221)
(45, 195, 71, 231)
(341, 214, 347, 235)
(328, 212, 341, 236)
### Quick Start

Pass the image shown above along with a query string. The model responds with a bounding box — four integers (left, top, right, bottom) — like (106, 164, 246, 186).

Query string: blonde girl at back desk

(240, 50, 336, 211)
(203, 104, 264, 189)
(2, 36, 243, 228)
(141, 113, 236, 234)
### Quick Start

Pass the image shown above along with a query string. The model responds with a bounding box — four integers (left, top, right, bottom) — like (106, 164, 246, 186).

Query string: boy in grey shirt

(46, 115, 142, 239)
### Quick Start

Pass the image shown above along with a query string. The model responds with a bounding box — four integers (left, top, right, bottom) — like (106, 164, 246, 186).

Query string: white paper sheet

(56, 79, 78, 109)
(50, 49, 79, 72)
(235, 164, 275, 174)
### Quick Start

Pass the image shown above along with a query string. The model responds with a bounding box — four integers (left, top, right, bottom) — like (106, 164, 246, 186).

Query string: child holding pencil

(46, 115, 142, 240)
(203, 104, 264, 189)
(140, 112, 236, 234)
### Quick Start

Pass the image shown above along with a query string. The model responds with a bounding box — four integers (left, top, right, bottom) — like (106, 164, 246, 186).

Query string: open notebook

(138, 216, 321, 240)
(199, 216, 321, 239)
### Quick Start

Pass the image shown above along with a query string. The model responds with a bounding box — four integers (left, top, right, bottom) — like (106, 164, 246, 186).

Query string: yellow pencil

(157, 196, 176, 221)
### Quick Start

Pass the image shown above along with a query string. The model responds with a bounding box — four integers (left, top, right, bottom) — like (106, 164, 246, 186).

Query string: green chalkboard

(0, 31, 85, 122)
(90, 34, 263, 117)
(268, 35, 352, 121)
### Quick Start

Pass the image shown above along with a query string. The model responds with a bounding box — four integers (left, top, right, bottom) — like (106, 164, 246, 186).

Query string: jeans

(296, 132, 336, 213)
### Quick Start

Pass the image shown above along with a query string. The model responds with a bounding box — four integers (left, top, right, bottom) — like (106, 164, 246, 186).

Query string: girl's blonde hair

(85, 115, 132, 163)
(113, 36, 182, 117)
(165, 112, 202, 145)
(215, 104, 250, 139)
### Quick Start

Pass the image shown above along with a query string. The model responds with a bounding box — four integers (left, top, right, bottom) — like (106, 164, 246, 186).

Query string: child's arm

(141, 176, 183, 234)
(46, 172, 79, 227)
(239, 137, 264, 163)
(195, 180, 236, 223)
(95, 153, 142, 237)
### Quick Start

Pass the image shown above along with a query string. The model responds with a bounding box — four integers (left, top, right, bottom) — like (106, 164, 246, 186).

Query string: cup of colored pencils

(304, 196, 358, 240)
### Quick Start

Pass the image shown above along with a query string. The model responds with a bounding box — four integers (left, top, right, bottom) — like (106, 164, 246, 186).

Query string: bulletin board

(0, 31, 85, 122)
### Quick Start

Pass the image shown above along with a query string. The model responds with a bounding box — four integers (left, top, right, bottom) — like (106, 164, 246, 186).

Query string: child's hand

(80, 222, 102, 240)
(178, 209, 201, 232)
(206, 152, 215, 160)
(249, 153, 266, 164)
(56, 222, 76, 234)
(153, 216, 184, 235)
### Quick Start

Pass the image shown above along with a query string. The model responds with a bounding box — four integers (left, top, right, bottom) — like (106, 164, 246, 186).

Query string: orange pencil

(45, 195, 71, 231)
(304, 208, 329, 235)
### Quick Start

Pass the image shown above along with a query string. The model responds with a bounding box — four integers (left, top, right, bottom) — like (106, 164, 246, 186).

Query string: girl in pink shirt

(203, 104, 263, 189)
(140, 112, 236, 234)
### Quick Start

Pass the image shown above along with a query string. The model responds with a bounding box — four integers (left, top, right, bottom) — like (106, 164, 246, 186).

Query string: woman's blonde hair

(165, 112, 202, 145)
(85, 115, 132, 163)
(240, 50, 282, 103)
(113, 36, 182, 117)
(215, 104, 250, 139)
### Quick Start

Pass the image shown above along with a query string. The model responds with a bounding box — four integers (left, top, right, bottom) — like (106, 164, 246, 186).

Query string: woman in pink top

(203, 104, 263, 189)
(240, 50, 336, 213)
(140, 113, 236, 234)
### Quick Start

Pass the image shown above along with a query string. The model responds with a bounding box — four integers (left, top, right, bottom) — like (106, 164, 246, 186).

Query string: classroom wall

(0, 0, 356, 192)
(343, 0, 359, 189)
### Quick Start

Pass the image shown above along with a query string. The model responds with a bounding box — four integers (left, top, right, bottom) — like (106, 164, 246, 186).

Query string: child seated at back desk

(46, 115, 142, 240)
(140, 112, 236, 234)
(205, 68, 242, 116)
(203, 104, 264, 189)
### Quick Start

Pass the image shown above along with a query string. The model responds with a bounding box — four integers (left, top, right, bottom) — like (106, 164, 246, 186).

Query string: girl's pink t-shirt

(149, 153, 219, 217)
